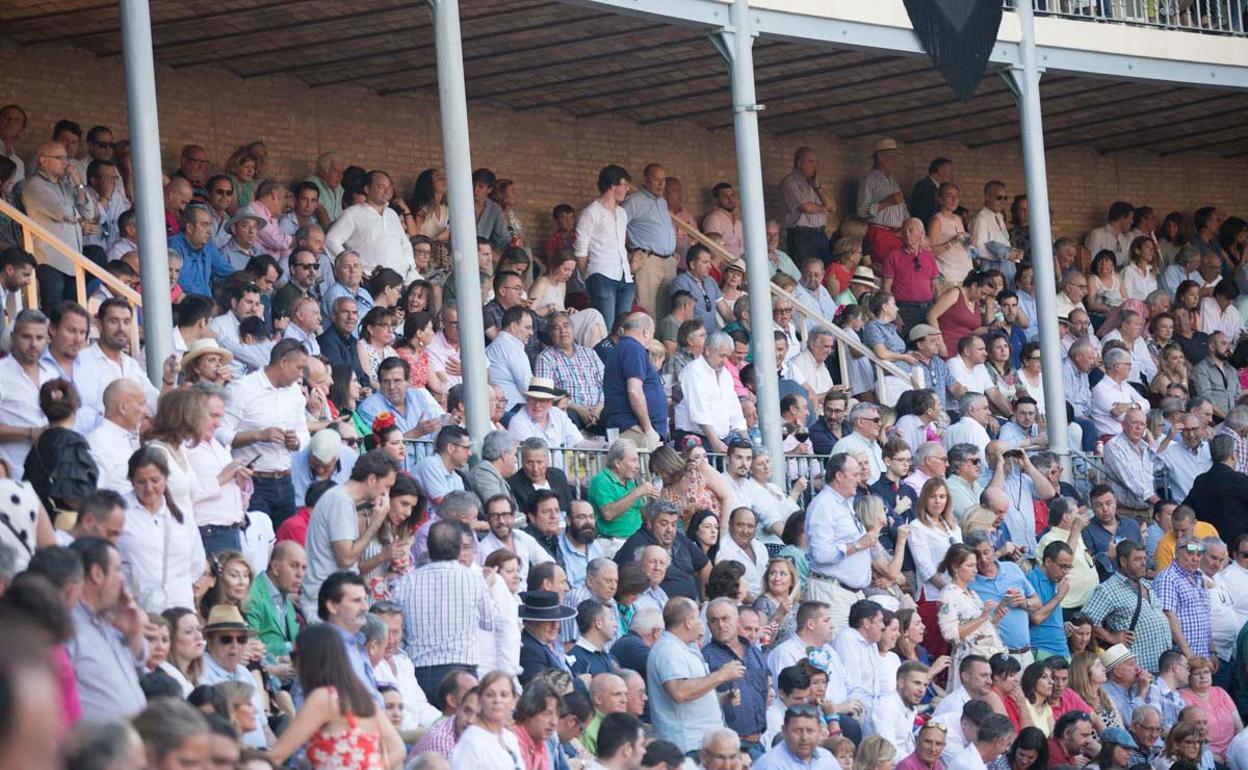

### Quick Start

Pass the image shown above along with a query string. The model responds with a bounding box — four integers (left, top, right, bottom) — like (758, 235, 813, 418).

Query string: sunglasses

(94, 141, 115, 149)
(215, 634, 248, 645)
(858, 416, 882, 423)
(341, 437, 360, 447)
(293, 262, 317, 270)
(785, 704, 820, 718)
(212, 188, 234, 196)
(920, 719, 948, 733)
(1181, 543, 1207, 553)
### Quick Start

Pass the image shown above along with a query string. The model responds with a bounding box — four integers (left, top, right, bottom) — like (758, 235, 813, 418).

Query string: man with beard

(40, 300, 88, 394)
(74, 298, 168, 433)
(702, 182, 744, 258)
(614, 500, 710, 601)
(480, 494, 551, 584)
(1192, 331, 1241, 420)
(560, 499, 604, 590)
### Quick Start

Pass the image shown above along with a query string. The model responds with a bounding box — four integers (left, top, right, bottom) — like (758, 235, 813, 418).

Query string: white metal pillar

(716, 0, 784, 483)
(1004, 0, 1069, 469)
(428, 0, 490, 448)
(119, 0, 173, 382)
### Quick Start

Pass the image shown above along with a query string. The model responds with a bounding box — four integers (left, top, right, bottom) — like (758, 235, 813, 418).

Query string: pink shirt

(426, 332, 462, 385)
(1182, 687, 1237, 760)
(880, 247, 940, 303)
(51, 645, 82, 728)
(703, 208, 744, 258)
(897, 751, 944, 770)
(244, 201, 293, 259)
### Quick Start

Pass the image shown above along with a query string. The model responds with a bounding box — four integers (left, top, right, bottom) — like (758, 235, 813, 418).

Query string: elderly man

(426, 305, 463, 386)
(321, 249, 374, 323)
(282, 296, 322, 356)
(648, 597, 741, 754)
(1092, 348, 1151, 439)
(795, 257, 838, 322)
(243, 178, 293, 259)
(23, 141, 92, 309)
(291, 426, 357, 508)
(508, 377, 597, 464)
(781, 147, 836, 262)
(318, 295, 370, 387)
(789, 326, 836, 409)
(632, 545, 672, 616)
(622, 162, 677, 315)
(904, 441, 948, 495)
(304, 151, 345, 225)
(947, 443, 998, 519)
(508, 436, 575, 518)
(243, 540, 306, 659)
(612, 606, 663, 678)
(580, 673, 629, 756)
(807, 454, 875, 630)
(971, 180, 1022, 283)
(942, 393, 993, 456)
(1054, 269, 1090, 320)
(1083, 541, 1173, 672)
(537, 312, 606, 430)
(701, 598, 769, 759)
(85, 378, 145, 494)
(219, 208, 265, 270)
(615, 501, 709, 601)
(325, 170, 414, 280)
(467, 431, 518, 507)
(369, 601, 443, 731)
(832, 402, 886, 484)
(603, 313, 668, 448)
(715, 506, 769, 600)
(857, 138, 908, 260)
(1161, 413, 1212, 502)
(518, 589, 577, 685)
(1100, 644, 1165, 729)
(1155, 534, 1215, 660)
(1102, 408, 1161, 515)
(198, 604, 272, 747)
(393, 520, 499, 697)
(675, 331, 747, 453)
(480, 494, 550, 583)
(1192, 331, 1241, 419)
(1063, 339, 1099, 450)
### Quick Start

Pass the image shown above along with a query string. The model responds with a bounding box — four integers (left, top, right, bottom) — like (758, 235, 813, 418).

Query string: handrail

(0, 197, 143, 354)
(670, 215, 924, 400)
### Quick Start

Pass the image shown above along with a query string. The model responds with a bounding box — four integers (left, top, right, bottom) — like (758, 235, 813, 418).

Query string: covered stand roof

(4, 0, 1247, 157)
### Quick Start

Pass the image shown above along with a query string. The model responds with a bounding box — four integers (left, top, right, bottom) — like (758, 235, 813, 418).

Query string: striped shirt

(1154, 562, 1213, 658)
(392, 560, 498, 667)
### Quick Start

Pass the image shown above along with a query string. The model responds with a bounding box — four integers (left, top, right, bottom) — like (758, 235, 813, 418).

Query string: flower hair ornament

(371, 411, 397, 436)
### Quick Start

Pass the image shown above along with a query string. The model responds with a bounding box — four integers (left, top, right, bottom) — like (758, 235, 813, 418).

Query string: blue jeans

(586, 273, 635, 329)
(250, 475, 296, 530)
(36, 265, 76, 312)
(198, 524, 242, 557)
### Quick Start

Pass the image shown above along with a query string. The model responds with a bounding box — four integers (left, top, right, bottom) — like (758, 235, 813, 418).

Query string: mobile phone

(246, 456, 259, 468)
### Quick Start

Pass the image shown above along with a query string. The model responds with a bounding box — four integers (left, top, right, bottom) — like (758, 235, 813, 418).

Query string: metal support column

(428, 0, 490, 448)
(716, 0, 784, 484)
(1004, 0, 1069, 471)
(119, 0, 173, 383)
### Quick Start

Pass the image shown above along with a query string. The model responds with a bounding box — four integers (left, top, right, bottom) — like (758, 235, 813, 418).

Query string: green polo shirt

(581, 711, 604, 756)
(588, 468, 642, 539)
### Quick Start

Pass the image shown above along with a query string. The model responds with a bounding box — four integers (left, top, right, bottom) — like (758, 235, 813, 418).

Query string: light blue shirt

(558, 532, 604, 591)
(201, 653, 270, 747)
(291, 445, 358, 509)
(805, 486, 871, 589)
(321, 282, 374, 328)
(1160, 439, 1211, 501)
(1063, 358, 1092, 418)
(485, 331, 533, 409)
(794, 282, 838, 323)
(1017, 289, 1039, 342)
(647, 631, 724, 752)
(329, 623, 383, 705)
(998, 420, 1038, 449)
(997, 468, 1038, 557)
(356, 387, 444, 467)
(622, 188, 676, 255)
(412, 455, 465, 517)
(755, 743, 841, 770)
(671, 271, 723, 332)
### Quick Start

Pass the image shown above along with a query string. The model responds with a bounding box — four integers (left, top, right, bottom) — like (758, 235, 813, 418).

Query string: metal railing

(1009, 0, 1247, 35)
(668, 216, 924, 401)
(0, 198, 143, 354)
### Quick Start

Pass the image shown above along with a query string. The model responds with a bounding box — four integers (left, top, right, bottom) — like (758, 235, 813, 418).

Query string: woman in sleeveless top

(928, 271, 990, 357)
(529, 252, 607, 348)
(927, 182, 973, 285)
(269, 624, 404, 769)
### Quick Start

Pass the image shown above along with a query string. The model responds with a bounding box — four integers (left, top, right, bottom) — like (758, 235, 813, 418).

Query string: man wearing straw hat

(508, 377, 600, 470)
(857, 138, 909, 262)
(199, 603, 272, 747)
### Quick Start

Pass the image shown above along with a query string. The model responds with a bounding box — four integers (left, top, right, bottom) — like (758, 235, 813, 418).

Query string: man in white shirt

(947, 334, 1011, 418)
(575, 164, 634, 331)
(479, 494, 551, 584)
(789, 327, 836, 408)
(1085, 201, 1135, 267)
(282, 296, 322, 357)
(715, 506, 768, 599)
(86, 378, 146, 495)
(948, 714, 1015, 770)
(507, 377, 596, 466)
(426, 306, 462, 386)
(210, 282, 265, 354)
(939, 394, 989, 456)
(867, 660, 931, 753)
(325, 170, 415, 281)
(1160, 413, 1211, 501)
(833, 599, 886, 713)
(1091, 348, 1150, 438)
(368, 601, 444, 730)
(74, 298, 166, 434)
(971, 180, 1021, 284)
(0, 309, 55, 480)
(0, 246, 36, 354)
(722, 439, 800, 545)
(221, 338, 311, 530)
(675, 332, 747, 453)
(832, 402, 886, 484)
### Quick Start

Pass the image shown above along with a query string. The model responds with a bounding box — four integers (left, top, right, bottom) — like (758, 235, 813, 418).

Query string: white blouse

(451, 725, 524, 770)
(1122, 263, 1158, 301)
(118, 490, 206, 612)
(478, 580, 522, 678)
(908, 519, 962, 601)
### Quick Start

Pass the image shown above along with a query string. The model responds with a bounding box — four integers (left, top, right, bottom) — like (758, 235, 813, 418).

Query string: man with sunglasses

(199, 603, 272, 747)
(1155, 534, 1215, 661)
(970, 181, 1022, 284)
(831, 402, 886, 484)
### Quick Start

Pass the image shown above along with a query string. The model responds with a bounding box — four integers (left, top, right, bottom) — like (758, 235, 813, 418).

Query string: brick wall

(4, 44, 1246, 252)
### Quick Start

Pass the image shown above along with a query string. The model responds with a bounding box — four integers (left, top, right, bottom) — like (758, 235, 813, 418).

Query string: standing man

(909, 157, 954, 227)
(780, 146, 836, 262)
(623, 163, 676, 316)
(647, 597, 742, 755)
(23, 141, 92, 309)
(1082, 542, 1173, 672)
(576, 165, 634, 331)
(1183, 434, 1248, 551)
(967, 532, 1040, 667)
(0, 309, 54, 480)
(603, 313, 668, 449)
(221, 339, 311, 528)
(807, 454, 874, 630)
(702, 598, 769, 760)
(0, 246, 36, 353)
(1086, 201, 1136, 268)
(857, 138, 908, 261)
(832, 403, 886, 484)
(325, 170, 415, 281)
(671, 245, 723, 332)
(703, 183, 744, 259)
(1154, 535, 1214, 661)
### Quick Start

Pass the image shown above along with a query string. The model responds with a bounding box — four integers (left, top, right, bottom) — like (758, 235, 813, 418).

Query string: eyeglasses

(215, 634, 248, 645)
(341, 437, 360, 447)
(293, 262, 317, 270)
(969, 458, 982, 465)
(858, 416, 882, 423)
(212, 188, 234, 196)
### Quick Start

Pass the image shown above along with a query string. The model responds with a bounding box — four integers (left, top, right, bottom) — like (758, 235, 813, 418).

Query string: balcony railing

(1008, 0, 1247, 35)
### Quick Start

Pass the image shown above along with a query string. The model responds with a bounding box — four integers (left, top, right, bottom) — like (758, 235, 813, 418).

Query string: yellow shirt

(1154, 522, 1220, 571)
(1037, 526, 1098, 608)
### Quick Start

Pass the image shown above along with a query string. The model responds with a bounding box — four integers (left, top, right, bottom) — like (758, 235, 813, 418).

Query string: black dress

(23, 426, 99, 512)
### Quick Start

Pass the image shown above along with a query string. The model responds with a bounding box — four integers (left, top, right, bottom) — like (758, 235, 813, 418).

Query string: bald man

(582, 673, 628, 755)
(164, 176, 194, 237)
(245, 539, 307, 658)
(22, 141, 93, 309)
(86, 378, 147, 494)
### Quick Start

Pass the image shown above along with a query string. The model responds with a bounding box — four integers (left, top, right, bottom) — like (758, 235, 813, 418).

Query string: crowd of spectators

(2, 106, 1248, 770)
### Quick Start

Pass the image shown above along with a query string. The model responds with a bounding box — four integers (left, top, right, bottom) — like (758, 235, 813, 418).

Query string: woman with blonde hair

(752, 557, 801, 648)
(910, 477, 962, 657)
(198, 550, 254, 619)
(652, 441, 734, 526)
(217, 680, 262, 744)
(853, 735, 898, 770)
(927, 183, 973, 285)
(857, 494, 909, 611)
(162, 607, 205, 696)
(1069, 650, 1120, 732)
(937, 543, 1006, 677)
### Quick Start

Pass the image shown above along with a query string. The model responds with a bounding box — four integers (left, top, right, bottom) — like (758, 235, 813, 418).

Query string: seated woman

(651, 440, 735, 527)
(24, 378, 97, 517)
(528, 251, 607, 348)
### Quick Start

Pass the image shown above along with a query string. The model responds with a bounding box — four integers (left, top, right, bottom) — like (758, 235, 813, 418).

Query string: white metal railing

(0, 197, 143, 354)
(1009, 0, 1247, 35)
